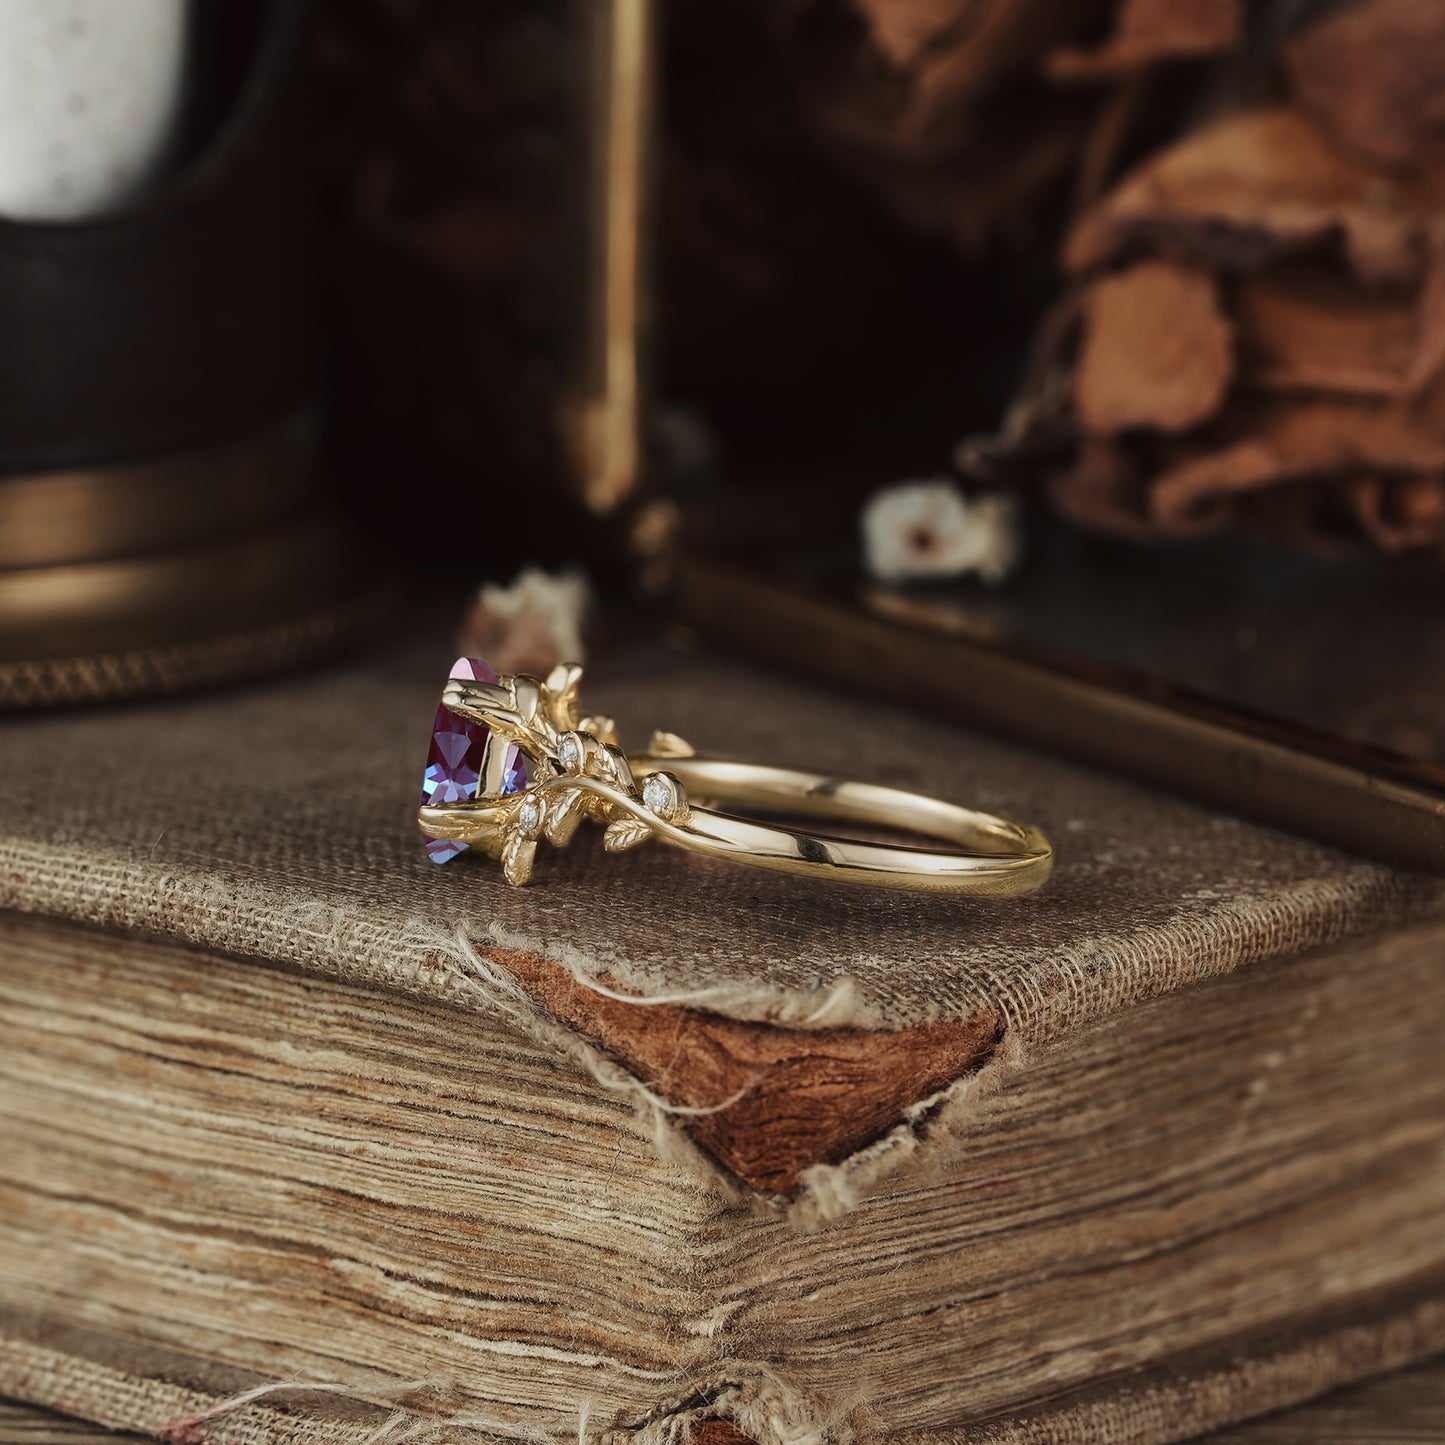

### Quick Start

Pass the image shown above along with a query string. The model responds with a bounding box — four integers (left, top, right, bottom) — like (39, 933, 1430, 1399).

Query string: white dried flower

(861, 479, 1022, 586)
(459, 566, 592, 676)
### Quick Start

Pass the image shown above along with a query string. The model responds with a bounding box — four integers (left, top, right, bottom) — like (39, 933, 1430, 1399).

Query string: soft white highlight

(861, 479, 1022, 586)
(0, 0, 189, 221)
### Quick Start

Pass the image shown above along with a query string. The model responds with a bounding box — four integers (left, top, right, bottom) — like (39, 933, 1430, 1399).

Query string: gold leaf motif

(543, 663, 584, 731)
(511, 676, 545, 726)
(647, 730, 696, 758)
(603, 817, 654, 852)
(544, 789, 587, 846)
(501, 835, 537, 886)
(579, 714, 620, 747)
(591, 743, 633, 787)
(606, 745, 635, 790)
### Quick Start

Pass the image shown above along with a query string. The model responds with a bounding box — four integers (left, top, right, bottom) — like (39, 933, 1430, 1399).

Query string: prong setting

(642, 771, 686, 823)
(420, 661, 692, 886)
(515, 794, 544, 838)
(558, 732, 585, 772)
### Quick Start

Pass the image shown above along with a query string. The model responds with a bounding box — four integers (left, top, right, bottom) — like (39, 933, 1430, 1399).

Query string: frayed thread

(622, 1368, 852, 1445)
(157, 1376, 556, 1445)
(482, 922, 867, 1029)
(155, 1368, 846, 1445)
(443, 923, 757, 1118)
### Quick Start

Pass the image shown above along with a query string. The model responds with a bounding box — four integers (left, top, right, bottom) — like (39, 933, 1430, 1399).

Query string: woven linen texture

(1, 639, 1439, 1038)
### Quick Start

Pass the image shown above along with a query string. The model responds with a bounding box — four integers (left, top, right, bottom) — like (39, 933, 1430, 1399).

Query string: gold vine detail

(430, 663, 694, 886)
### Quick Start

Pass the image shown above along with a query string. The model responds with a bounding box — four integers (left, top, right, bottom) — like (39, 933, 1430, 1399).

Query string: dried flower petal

(1047, 439, 1157, 538)
(839, 0, 1093, 158)
(1247, 393, 1445, 475)
(1073, 260, 1234, 433)
(1284, 0, 1445, 168)
(1146, 394, 1445, 533)
(1048, 0, 1242, 81)
(1404, 241, 1445, 396)
(459, 567, 591, 678)
(1234, 268, 1417, 399)
(1147, 440, 1289, 534)
(1350, 473, 1445, 551)
(1065, 107, 1445, 285)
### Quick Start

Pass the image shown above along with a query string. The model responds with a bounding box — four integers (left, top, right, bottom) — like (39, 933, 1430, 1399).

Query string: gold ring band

(417, 660, 1053, 895)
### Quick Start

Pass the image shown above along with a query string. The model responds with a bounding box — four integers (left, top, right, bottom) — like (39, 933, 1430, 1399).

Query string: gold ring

(418, 658, 1053, 894)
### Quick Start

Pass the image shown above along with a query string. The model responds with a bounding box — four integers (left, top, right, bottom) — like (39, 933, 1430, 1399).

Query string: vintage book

(1, 639, 1444, 1445)
(1204, 1354, 1445, 1442)
(0, 1398, 148, 1443)
(8, 1352, 1445, 1444)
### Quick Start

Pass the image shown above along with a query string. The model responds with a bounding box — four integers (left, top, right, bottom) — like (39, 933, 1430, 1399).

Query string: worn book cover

(7, 1354, 1445, 1443)
(1, 640, 1444, 1445)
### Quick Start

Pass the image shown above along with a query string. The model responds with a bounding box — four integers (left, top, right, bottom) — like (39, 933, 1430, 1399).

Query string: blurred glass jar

(0, 1, 377, 708)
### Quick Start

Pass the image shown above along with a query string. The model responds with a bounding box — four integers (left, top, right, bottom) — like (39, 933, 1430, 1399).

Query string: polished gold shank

(418, 665, 1052, 894)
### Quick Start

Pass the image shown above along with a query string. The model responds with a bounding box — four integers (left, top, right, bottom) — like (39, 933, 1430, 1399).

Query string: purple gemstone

(502, 747, 528, 794)
(421, 657, 528, 864)
(424, 837, 469, 865)
(448, 656, 499, 685)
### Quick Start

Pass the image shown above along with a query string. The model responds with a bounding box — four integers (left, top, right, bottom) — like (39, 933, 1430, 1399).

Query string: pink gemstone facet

(420, 657, 528, 863)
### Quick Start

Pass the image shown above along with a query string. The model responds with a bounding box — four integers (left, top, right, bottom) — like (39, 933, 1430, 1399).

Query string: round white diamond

(643, 774, 673, 817)
(517, 797, 542, 835)
(558, 734, 582, 770)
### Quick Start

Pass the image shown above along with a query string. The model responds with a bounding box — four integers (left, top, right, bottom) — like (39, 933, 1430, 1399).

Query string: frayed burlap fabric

(2, 639, 1439, 1036)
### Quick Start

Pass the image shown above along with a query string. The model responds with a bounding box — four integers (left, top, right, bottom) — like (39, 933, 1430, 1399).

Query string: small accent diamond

(643, 773, 674, 817)
(558, 734, 582, 771)
(517, 796, 542, 835)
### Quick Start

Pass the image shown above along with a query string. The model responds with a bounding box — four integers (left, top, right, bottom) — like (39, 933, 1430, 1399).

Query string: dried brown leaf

(1246, 393, 1445, 475)
(1065, 107, 1445, 285)
(1147, 440, 1290, 533)
(1284, 0, 1445, 168)
(1234, 268, 1417, 398)
(1404, 241, 1445, 396)
(1350, 473, 1445, 550)
(1073, 260, 1234, 433)
(1047, 439, 1158, 538)
(1147, 392, 1445, 533)
(849, 0, 966, 71)
(1048, 0, 1242, 81)
(826, 0, 1097, 160)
